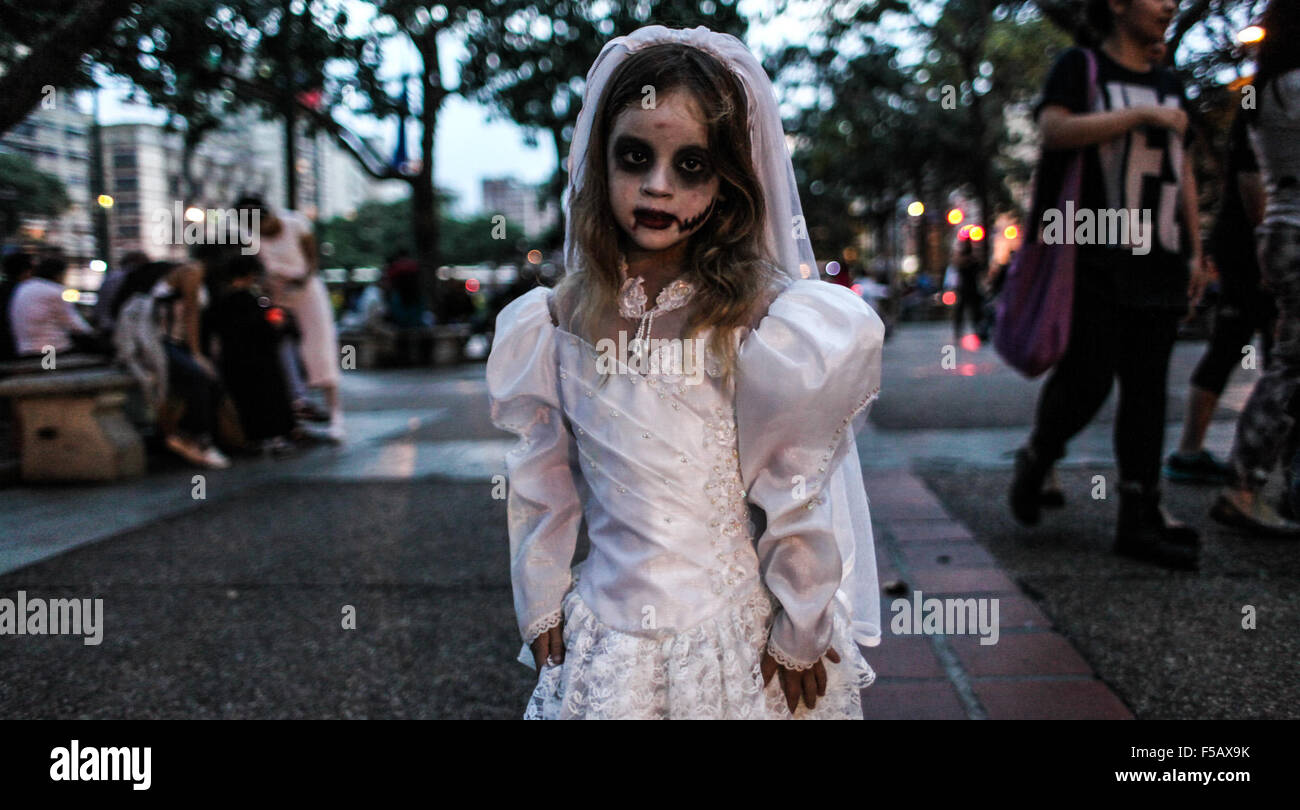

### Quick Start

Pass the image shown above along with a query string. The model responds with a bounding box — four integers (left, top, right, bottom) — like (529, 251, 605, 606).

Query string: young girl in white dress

(486, 25, 885, 719)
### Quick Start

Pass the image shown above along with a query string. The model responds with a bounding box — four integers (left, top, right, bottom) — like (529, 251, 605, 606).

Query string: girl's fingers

(813, 661, 827, 697)
(802, 669, 818, 710)
(781, 670, 799, 714)
(826, 647, 841, 664)
(548, 625, 564, 664)
(531, 635, 548, 669)
(760, 653, 777, 686)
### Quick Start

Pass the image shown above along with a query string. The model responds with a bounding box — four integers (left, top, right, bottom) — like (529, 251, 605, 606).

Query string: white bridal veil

(562, 24, 821, 284)
(559, 24, 882, 649)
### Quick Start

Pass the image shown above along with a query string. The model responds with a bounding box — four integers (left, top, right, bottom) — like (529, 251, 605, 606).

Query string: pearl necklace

(616, 255, 696, 362)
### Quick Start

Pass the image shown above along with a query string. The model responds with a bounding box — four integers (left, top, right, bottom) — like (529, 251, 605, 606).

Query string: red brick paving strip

(859, 471, 1134, 720)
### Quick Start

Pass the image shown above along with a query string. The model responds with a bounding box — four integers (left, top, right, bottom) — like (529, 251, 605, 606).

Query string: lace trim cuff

(766, 635, 829, 672)
(522, 609, 564, 646)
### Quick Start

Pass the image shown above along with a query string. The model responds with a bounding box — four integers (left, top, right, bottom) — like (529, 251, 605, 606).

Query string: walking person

(236, 196, 344, 441)
(951, 237, 985, 340)
(1008, 0, 1204, 569)
(1165, 111, 1275, 487)
(1210, 0, 1300, 535)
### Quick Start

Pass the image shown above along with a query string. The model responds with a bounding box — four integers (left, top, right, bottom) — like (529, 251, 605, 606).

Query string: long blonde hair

(553, 43, 786, 390)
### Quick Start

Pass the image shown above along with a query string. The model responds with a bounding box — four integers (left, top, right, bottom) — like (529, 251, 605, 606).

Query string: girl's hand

(1141, 106, 1188, 138)
(761, 647, 841, 714)
(530, 622, 565, 669)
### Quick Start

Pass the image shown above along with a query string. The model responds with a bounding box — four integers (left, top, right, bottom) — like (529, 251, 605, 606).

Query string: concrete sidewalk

(860, 470, 1132, 719)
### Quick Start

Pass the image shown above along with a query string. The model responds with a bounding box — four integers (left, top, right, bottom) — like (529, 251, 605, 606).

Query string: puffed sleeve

(485, 286, 583, 651)
(736, 279, 884, 670)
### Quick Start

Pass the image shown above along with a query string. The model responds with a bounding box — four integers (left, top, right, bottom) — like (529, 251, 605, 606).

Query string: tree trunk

(413, 27, 444, 320)
(284, 106, 298, 210)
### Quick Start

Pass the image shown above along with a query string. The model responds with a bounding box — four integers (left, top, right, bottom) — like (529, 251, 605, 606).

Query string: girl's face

(606, 89, 721, 258)
(1114, 0, 1176, 44)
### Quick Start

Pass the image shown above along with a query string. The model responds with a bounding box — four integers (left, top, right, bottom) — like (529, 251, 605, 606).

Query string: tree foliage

(0, 153, 70, 238)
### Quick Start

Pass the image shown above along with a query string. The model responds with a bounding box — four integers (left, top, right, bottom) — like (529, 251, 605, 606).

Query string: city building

(481, 177, 559, 240)
(0, 94, 97, 287)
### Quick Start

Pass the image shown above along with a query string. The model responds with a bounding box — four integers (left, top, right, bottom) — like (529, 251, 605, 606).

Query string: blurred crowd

(1, 196, 345, 470)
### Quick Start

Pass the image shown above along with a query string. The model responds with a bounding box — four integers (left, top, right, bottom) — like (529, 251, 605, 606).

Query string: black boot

(1115, 481, 1199, 570)
(1010, 446, 1052, 526)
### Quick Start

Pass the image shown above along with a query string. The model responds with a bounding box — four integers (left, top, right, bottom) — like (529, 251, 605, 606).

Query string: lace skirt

(523, 582, 875, 719)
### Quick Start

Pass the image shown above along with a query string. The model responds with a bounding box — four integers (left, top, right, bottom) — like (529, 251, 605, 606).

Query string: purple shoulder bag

(994, 48, 1099, 378)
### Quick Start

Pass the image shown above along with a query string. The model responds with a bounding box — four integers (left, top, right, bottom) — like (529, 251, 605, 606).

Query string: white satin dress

(486, 278, 885, 719)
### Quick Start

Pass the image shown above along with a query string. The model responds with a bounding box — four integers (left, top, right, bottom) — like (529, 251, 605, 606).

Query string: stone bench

(337, 324, 474, 368)
(0, 365, 145, 483)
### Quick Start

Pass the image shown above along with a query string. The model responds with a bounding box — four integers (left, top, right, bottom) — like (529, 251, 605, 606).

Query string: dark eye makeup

(611, 135, 714, 183)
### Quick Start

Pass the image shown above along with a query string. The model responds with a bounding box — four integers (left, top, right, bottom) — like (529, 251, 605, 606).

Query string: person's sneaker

(166, 435, 230, 469)
(1009, 446, 1051, 526)
(165, 435, 210, 467)
(1210, 490, 1300, 537)
(292, 399, 332, 423)
(1164, 450, 1231, 485)
(324, 420, 346, 443)
(200, 446, 231, 469)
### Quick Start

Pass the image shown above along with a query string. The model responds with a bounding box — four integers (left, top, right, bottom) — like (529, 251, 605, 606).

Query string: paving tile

(888, 519, 975, 542)
(907, 567, 1017, 595)
(950, 633, 1094, 677)
(862, 680, 968, 720)
(991, 594, 1053, 630)
(899, 542, 996, 569)
(974, 679, 1134, 720)
(869, 500, 953, 520)
(861, 636, 947, 679)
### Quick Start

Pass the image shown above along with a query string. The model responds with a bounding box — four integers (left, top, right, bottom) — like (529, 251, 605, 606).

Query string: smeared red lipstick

(634, 207, 675, 229)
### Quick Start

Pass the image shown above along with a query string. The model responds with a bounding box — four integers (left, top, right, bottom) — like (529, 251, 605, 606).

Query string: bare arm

(1039, 104, 1186, 151)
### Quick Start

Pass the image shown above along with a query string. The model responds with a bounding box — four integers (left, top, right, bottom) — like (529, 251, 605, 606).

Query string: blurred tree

(315, 192, 526, 269)
(93, 0, 375, 209)
(0, 0, 138, 133)
(456, 0, 755, 251)
(0, 153, 70, 239)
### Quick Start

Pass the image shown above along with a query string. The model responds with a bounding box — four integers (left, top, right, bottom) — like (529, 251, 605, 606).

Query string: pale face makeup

(606, 89, 722, 258)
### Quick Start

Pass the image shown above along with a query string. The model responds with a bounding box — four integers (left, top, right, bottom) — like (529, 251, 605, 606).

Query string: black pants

(1190, 291, 1275, 395)
(1028, 285, 1181, 489)
(164, 340, 223, 440)
(953, 285, 983, 337)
